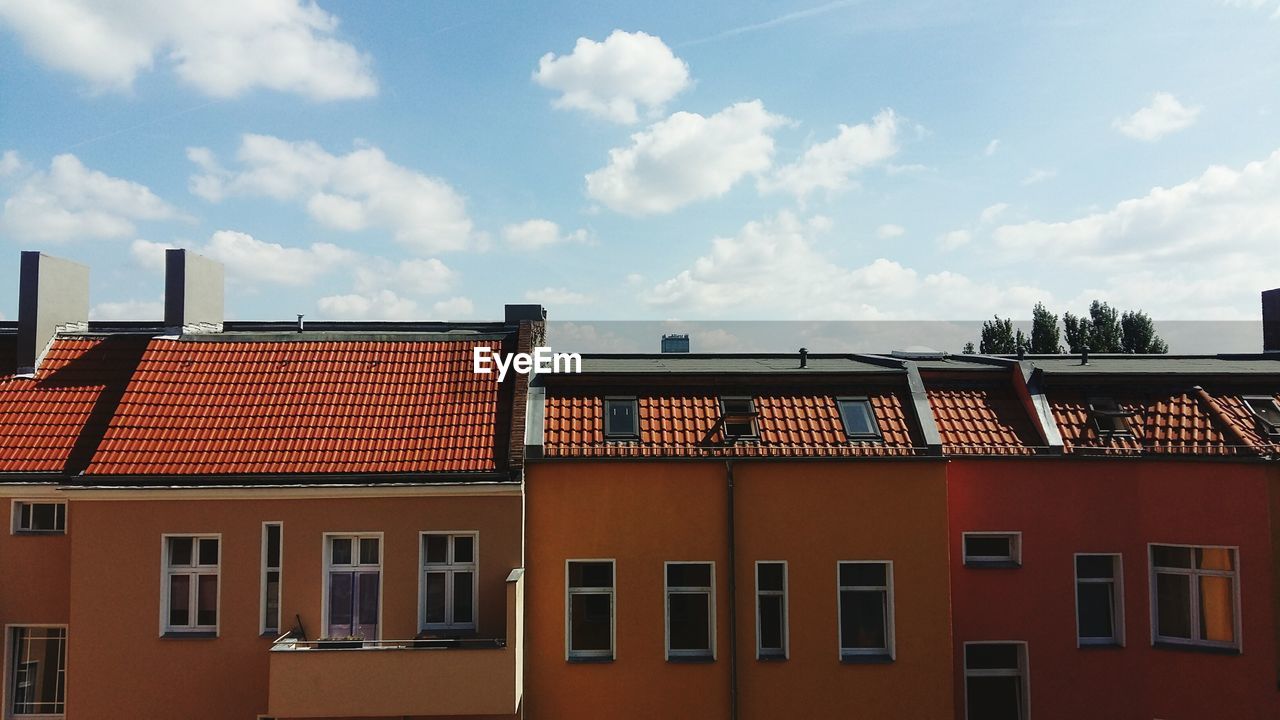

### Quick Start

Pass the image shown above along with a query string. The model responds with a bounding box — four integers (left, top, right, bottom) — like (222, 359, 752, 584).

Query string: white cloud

(131, 231, 354, 287)
(1223, 0, 1280, 19)
(533, 30, 690, 124)
(0, 154, 180, 242)
(352, 258, 455, 296)
(89, 298, 163, 320)
(586, 100, 786, 215)
(524, 287, 593, 305)
(938, 229, 972, 250)
(189, 135, 477, 253)
(760, 109, 900, 199)
(984, 139, 1001, 156)
(502, 219, 590, 251)
(1113, 92, 1201, 142)
(876, 224, 905, 239)
(1021, 168, 1057, 186)
(0, 0, 376, 100)
(979, 202, 1009, 224)
(432, 296, 474, 318)
(317, 289, 418, 321)
(0, 150, 24, 177)
(647, 212, 1045, 319)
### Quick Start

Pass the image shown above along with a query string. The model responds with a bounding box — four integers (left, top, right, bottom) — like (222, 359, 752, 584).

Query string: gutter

(725, 460, 739, 720)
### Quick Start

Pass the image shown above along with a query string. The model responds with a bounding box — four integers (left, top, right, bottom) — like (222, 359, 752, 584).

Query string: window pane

(1076, 554, 1115, 579)
(265, 571, 280, 631)
(759, 594, 784, 652)
(453, 571, 474, 624)
(328, 572, 354, 628)
(55, 503, 66, 530)
(966, 676, 1024, 720)
(839, 400, 876, 436)
(757, 562, 784, 592)
(668, 592, 711, 651)
(425, 535, 448, 564)
(569, 561, 613, 588)
(1199, 575, 1235, 643)
(19, 502, 31, 530)
(1196, 547, 1234, 571)
(331, 538, 352, 565)
(266, 525, 281, 568)
(198, 538, 218, 566)
(169, 537, 193, 566)
(360, 538, 380, 565)
(10, 628, 67, 716)
(424, 572, 447, 624)
(1076, 582, 1115, 639)
(965, 536, 1012, 559)
(840, 562, 886, 587)
(965, 643, 1020, 670)
(1156, 572, 1192, 639)
(840, 589, 887, 650)
(570, 593, 612, 651)
(1152, 545, 1192, 568)
(454, 535, 474, 564)
(31, 503, 57, 530)
(606, 400, 637, 436)
(197, 574, 218, 626)
(667, 563, 711, 588)
(357, 573, 379, 625)
(168, 575, 190, 626)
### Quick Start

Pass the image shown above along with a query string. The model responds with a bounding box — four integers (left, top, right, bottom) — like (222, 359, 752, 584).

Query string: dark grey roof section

(904, 362, 944, 455)
(570, 354, 903, 375)
(1024, 355, 1280, 376)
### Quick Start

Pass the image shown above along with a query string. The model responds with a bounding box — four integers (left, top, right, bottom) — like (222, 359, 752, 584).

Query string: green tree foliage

(1121, 310, 1169, 354)
(979, 301, 1168, 355)
(979, 316, 1017, 354)
(962, 341, 977, 354)
(1029, 302, 1062, 353)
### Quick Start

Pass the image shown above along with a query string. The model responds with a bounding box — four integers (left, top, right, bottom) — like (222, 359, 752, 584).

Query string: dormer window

(604, 397, 639, 438)
(1243, 396, 1280, 440)
(837, 398, 881, 441)
(1087, 397, 1132, 437)
(720, 397, 758, 438)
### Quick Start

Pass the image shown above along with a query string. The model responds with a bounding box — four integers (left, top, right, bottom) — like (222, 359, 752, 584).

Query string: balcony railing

(267, 568, 524, 719)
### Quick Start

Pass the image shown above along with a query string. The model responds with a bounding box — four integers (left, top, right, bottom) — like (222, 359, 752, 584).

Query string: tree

(980, 300, 1168, 355)
(1063, 301, 1124, 353)
(1121, 310, 1169, 354)
(962, 342, 976, 354)
(979, 316, 1018, 354)
(1029, 302, 1062, 354)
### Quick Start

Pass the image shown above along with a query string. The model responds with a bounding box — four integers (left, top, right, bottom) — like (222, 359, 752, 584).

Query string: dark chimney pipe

(799, 347, 808, 369)
(1081, 346, 1089, 366)
(1264, 288, 1280, 353)
(296, 314, 305, 333)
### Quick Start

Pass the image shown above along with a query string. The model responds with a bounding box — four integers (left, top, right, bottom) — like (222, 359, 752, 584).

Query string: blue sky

(1, 0, 1279, 331)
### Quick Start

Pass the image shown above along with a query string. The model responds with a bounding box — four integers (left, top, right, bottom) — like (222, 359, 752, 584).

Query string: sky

(1, 0, 1279, 349)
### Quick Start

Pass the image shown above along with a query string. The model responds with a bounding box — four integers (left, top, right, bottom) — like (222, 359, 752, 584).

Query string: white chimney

(15, 251, 89, 375)
(164, 249, 224, 334)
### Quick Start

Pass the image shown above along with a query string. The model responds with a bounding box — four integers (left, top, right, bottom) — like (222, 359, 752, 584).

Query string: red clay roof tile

(925, 384, 1041, 455)
(1048, 388, 1247, 456)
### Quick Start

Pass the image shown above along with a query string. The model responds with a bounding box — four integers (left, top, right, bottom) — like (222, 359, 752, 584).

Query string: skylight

(720, 397, 758, 438)
(1243, 396, 1280, 439)
(604, 397, 638, 438)
(837, 398, 881, 441)
(1087, 397, 1133, 437)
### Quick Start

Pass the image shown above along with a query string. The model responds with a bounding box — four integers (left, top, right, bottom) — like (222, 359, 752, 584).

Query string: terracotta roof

(542, 390, 923, 458)
(1201, 390, 1280, 456)
(926, 384, 1042, 456)
(1048, 388, 1248, 456)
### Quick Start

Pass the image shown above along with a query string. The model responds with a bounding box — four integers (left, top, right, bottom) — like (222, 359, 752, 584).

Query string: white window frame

(962, 640, 1029, 720)
(837, 560, 895, 660)
(419, 531, 479, 633)
(9, 500, 67, 535)
(321, 532, 385, 641)
(719, 396, 758, 438)
(754, 560, 788, 660)
(260, 522, 283, 636)
(1148, 542, 1241, 651)
(603, 396, 639, 439)
(159, 534, 221, 636)
(1073, 553, 1124, 647)
(664, 561, 716, 661)
(5, 624, 68, 720)
(565, 559, 616, 661)
(963, 531, 1022, 567)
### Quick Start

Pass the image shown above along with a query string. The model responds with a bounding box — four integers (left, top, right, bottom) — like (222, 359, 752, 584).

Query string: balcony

(267, 569, 524, 719)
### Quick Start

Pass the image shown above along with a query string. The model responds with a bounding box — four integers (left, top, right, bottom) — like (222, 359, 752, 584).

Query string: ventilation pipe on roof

(164, 249, 223, 334)
(1081, 346, 1089, 366)
(799, 347, 809, 369)
(15, 251, 89, 376)
(1264, 288, 1280, 353)
(297, 314, 305, 333)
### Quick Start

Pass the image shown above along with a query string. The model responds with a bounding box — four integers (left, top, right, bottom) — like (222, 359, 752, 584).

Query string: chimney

(661, 334, 690, 353)
(15, 252, 89, 375)
(164, 249, 224, 334)
(504, 303, 547, 473)
(1264, 288, 1280, 353)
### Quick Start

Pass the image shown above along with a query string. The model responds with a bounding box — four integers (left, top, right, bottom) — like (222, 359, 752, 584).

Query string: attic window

(604, 397, 638, 438)
(720, 397, 758, 438)
(1087, 397, 1133, 437)
(1243, 396, 1280, 439)
(838, 398, 882, 441)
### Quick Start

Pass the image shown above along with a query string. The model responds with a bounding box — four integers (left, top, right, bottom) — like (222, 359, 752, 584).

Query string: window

(422, 533, 477, 631)
(755, 561, 787, 659)
(719, 397, 757, 438)
(1243, 396, 1280, 439)
(8, 627, 66, 717)
(964, 642, 1028, 720)
(325, 535, 381, 640)
(604, 397, 639, 438)
(261, 523, 282, 635)
(567, 560, 614, 660)
(837, 398, 881, 440)
(1075, 554, 1123, 646)
(838, 561, 894, 660)
(1087, 396, 1132, 436)
(963, 532, 1022, 567)
(666, 562, 715, 660)
(12, 501, 66, 534)
(163, 535, 220, 634)
(1150, 544, 1239, 650)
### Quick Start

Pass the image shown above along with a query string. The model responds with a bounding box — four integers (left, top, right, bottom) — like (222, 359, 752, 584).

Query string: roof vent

(799, 347, 808, 368)
(16, 251, 89, 375)
(296, 314, 305, 333)
(889, 347, 946, 360)
(1081, 346, 1089, 366)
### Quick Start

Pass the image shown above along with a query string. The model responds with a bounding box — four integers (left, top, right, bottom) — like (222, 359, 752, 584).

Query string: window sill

(1152, 641, 1240, 656)
(757, 653, 788, 662)
(667, 654, 716, 663)
(840, 652, 893, 664)
(963, 560, 1021, 569)
(162, 631, 218, 639)
(567, 655, 614, 664)
(12, 530, 66, 536)
(1077, 641, 1123, 649)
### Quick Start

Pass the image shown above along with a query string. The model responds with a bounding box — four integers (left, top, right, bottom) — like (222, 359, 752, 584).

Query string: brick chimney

(504, 304, 547, 471)
(15, 251, 89, 375)
(1264, 288, 1280, 353)
(164, 249, 224, 334)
